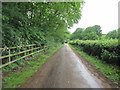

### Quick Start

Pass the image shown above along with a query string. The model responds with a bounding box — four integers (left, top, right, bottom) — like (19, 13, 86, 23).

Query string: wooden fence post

(29, 46, 30, 54)
(19, 47, 21, 57)
(8, 49, 11, 64)
(24, 47, 26, 56)
(32, 46, 33, 52)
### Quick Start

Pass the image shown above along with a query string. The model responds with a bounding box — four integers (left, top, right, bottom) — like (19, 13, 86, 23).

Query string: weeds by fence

(0, 44, 47, 68)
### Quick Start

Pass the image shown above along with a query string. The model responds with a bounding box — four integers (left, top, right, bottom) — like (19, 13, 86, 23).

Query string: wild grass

(70, 44, 120, 86)
(3, 44, 63, 88)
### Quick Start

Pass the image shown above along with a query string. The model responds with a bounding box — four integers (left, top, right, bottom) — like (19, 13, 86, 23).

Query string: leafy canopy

(2, 2, 84, 47)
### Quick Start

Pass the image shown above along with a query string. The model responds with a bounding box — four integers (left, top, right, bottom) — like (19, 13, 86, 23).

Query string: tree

(70, 25, 102, 40)
(105, 30, 118, 39)
(84, 25, 102, 37)
(70, 28, 84, 40)
(82, 32, 99, 40)
(2, 2, 84, 47)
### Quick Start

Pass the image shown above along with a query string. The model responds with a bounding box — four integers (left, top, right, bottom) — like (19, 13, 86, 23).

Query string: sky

(68, 0, 119, 34)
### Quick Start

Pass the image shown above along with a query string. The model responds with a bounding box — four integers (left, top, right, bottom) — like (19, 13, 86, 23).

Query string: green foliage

(70, 28, 84, 40)
(2, 2, 84, 47)
(118, 28, 120, 42)
(2, 2, 84, 65)
(84, 25, 102, 37)
(101, 50, 118, 64)
(2, 64, 18, 71)
(70, 44, 120, 85)
(82, 32, 99, 40)
(105, 30, 118, 39)
(69, 39, 119, 66)
(3, 44, 63, 88)
(101, 34, 107, 40)
(3, 66, 38, 88)
(70, 25, 102, 40)
(64, 31, 71, 43)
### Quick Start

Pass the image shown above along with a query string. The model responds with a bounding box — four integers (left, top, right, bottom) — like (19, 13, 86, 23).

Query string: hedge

(69, 39, 120, 66)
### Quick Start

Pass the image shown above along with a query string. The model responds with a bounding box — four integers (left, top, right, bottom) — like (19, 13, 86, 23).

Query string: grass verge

(69, 44, 120, 86)
(2, 44, 63, 88)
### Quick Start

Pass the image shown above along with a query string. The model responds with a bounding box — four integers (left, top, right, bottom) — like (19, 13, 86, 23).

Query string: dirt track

(21, 44, 112, 88)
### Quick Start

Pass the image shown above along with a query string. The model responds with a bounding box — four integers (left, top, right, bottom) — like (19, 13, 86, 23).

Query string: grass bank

(69, 44, 120, 87)
(2, 44, 63, 88)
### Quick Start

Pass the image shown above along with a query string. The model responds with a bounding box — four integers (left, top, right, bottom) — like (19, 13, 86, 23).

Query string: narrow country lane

(21, 44, 111, 88)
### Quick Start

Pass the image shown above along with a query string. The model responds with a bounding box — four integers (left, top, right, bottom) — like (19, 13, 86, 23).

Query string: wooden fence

(0, 44, 47, 68)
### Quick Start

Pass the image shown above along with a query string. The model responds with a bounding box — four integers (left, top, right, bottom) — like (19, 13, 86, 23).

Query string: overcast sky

(68, 0, 119, 34)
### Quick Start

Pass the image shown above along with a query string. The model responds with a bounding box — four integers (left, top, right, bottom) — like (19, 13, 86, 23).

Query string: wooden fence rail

(0, 44, 47, 68)
(0, 44, 36, 50)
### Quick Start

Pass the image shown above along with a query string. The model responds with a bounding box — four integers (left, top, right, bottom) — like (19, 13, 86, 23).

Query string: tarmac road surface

(21, 44, 111, 88)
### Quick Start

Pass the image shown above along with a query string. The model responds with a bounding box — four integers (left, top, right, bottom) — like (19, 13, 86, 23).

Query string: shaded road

(21, 44, 111, 88)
